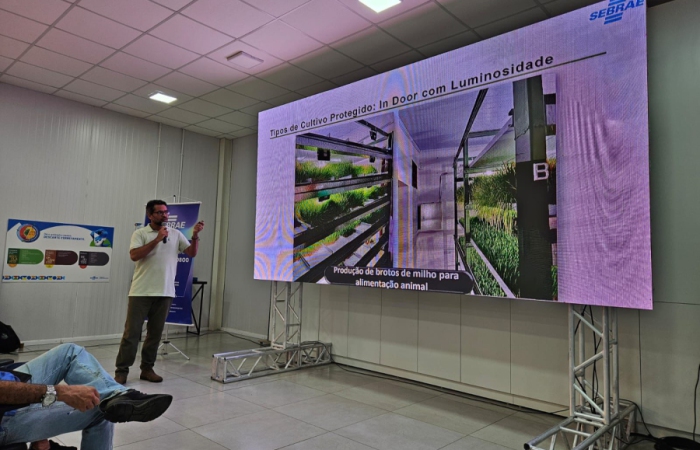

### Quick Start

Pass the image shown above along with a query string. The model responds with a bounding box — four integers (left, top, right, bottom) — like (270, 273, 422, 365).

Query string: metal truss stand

(526, 306, 636, 450)
(212, 282, 332, 383)
(158, 325, 190, 360)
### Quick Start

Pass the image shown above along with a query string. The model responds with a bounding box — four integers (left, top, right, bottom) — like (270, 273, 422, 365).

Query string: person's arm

(0, 382, 100, 412)
(130, 227, 168, 261)
(184, 221, 204, 258)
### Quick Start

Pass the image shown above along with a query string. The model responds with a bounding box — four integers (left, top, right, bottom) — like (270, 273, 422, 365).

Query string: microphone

(163, 236, 167, 244)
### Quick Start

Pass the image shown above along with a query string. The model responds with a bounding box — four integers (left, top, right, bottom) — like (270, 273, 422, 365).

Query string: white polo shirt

(128, 225, 190, 297)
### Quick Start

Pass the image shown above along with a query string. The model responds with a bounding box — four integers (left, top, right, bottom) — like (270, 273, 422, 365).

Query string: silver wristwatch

(41, 385, 57, 407)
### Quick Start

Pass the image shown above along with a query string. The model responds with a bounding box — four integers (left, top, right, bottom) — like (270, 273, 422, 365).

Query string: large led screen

(255, 0, 651, 309)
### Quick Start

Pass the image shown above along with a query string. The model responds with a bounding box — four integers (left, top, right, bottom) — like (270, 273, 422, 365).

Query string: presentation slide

(254, 0, 651, 309)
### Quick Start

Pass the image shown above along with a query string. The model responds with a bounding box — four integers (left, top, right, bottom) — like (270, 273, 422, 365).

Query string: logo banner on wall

(3, 219, 114, 283)
(145, 202, 200, 327)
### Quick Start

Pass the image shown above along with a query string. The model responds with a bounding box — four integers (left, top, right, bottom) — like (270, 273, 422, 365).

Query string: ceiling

(0, 0, 641, 139)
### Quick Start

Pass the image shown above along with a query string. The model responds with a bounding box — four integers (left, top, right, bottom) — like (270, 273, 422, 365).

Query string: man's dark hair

(146, 199, 168, 215)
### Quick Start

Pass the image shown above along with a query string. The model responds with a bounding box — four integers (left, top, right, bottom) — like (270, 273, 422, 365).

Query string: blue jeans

(0, 343, 126, 449)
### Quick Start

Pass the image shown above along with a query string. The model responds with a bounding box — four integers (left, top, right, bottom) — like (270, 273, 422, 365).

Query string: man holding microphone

(114, 200, 204, 384)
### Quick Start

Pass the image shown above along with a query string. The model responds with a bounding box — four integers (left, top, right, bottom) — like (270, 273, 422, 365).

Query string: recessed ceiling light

(149, 91, 177, 104)
(359, 0, 401, 13)
(226, 51, 264, 69)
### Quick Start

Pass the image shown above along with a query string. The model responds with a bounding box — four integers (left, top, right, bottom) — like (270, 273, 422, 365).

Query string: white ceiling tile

(5, 61, 72, 87)
(0, 55, 13, 71)
(265, 92, 303, 107)
(229, 127, 256, 138)
(131, 83, 192, 104)
(0, 74, 57, 93)
(371, 50, 423, 73)
(150, 0, 192, 11)
(104, 103, 151, 118)
(182, 0, 273, 37)
(296, 80, 337, 98)
(123, 35, 199, 69)
(101, 52, 171, 81)
(0, 35, 30, 59)
(155, 71, 218, 96)
(20, 47, 92, 77)
(331, 66, 378, 86)
(156, 107, 209, 124)
(114, 93, 171, 114)
(200, 88, 258, 109)
(207, 42, 283, 75)
(0, 9, 48, 43)
(179, 58, 248, 86)
(241, 0, 311, 17)
(331, 26, 410, 65)
(62, 78, 125, 101)
(177, 99, 232, 117)
(291, 47, 363, 79)
(197, 118, 242, 133)
(418, 31, 480, 58)
(337, 0, 431, 23)
(258, 63, 323, 91)
(281, 0, 372, 45)
(79, 0, 172, 31)
(216, 111, 257, 127)
(36, 29, 114, 64)
(0, 0, 71, 25)
(379, 2, 468, 48)
(240, 21, 323, 61)
(150, 14, 233, 54)
(543, 0, 598, 17)
(54, 89, 108, 106)
(81, 66, 148, 91)
(55, 7, 141, 49)
(185, 124, 221, 137)
(227, 77, 289, 101)
(240, 101, 273, 115)
(474, 6, 547, 39)
(437, 0, 538, 28)
(150, 115, 189, 128)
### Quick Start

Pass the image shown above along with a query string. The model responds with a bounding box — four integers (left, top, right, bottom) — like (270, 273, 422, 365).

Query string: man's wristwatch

(191, 235, 199, 241)
(42, 385, 57, 407)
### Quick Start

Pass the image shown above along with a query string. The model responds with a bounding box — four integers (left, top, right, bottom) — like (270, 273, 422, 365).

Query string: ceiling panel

(240, 21, 324, 61)
(114, 93, 171, 114)
(0, 55, 12, 71)
(257, 63, 323, 91)
(79, 0, 173, 31)
(217, 111, 258, 127)
(207, 41, 284, 75)
(101, 52, 172, 81)
(418, 30, 480, 58)
(182, 0, 273, 37)
(265, 92, 304, 107)
(123, 35, 199, 69)
(185, 124, 221, 136)
(197, 118, 243, 133)
(291, 47, 363, 79)
(370, 49, 423, 73)
(543, 0, 599, 16)
(0, 74, 57, 93)
(35, 29, 115, 64)
(150, 0, 192, 11)
(474, 6, 547, 39)
(104, 103, 151, 118)
(437, 0, 539, 29)
(331, 26, 410, 65)
(240, 101, 275, 115)
(20, 47, 92, 77)
(200, 88, 259, 109)
(227, 77, 289, 101)
(0, 9, 49, 43)
(296, 80, 337, 97)
(131, 83, 193, 104)
(156, 71, 218, 96)
(150, 14, 233, 54)
(0, 0, 72, 25)
(151, 115, 189, 128)
(337, 0, 431, 23)
(177, 98, 233, 117)
(5, 61, 72, 87)
(55, 89, 108, 106)
(62, 78, 125, 101)
(379, 2, 468, 48)
(241, 0, 311, 17)
(330, 66, 377, 86)
(81, 66, 149, 91)
(282, 0, 372, 45)
(156, 107, 209, 124)
(0, 35, 30, 59)
(55, 7, 142, 49)
(179, 58, 248, 87)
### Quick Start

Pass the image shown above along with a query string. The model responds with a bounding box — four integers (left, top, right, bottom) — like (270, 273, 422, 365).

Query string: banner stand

(157, 325, 189, 360)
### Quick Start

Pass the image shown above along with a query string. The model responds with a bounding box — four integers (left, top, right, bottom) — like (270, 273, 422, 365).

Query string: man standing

(114, 200, 204, 384)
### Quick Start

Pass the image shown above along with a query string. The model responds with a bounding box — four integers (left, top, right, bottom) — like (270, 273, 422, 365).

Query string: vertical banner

(145, 202, 200, 326)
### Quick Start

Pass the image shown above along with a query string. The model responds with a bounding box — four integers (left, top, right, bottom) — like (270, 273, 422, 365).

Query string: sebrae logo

(590, 0, 645, 25)
(17, 224, 39, 243)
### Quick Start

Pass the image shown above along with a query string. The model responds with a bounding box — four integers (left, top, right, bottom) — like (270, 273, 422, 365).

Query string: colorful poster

(3, 219, 113, 282)
(144, 202, 200, 326)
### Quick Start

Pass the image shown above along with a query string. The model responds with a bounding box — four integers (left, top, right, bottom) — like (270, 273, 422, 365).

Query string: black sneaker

(99, 389, 172, 423)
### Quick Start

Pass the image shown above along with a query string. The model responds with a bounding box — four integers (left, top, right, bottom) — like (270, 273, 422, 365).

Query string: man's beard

(152, 219, 164, 227)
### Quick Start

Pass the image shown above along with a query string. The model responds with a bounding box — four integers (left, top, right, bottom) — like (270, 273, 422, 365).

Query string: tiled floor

(10, 332, 630, 450)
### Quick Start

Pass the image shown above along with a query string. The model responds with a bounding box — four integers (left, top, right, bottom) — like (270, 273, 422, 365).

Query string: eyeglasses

(152, 211, 169, 216)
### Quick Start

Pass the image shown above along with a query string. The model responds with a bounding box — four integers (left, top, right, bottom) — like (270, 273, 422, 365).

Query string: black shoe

(99, 389, 172, 423)
(48, 441, 77, 450)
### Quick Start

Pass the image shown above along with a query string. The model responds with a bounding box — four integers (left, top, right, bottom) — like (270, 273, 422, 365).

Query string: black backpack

(0, 321, 20, 353)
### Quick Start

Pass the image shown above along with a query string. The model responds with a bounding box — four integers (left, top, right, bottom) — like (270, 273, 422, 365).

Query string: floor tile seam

(382, 410, 469, 441)
(113, 426, 187, 449)
(271, 396, 389, 432)
(390, 406, 502, 435)
(327, 430, 385, 450)
(424, 394, 521, 420)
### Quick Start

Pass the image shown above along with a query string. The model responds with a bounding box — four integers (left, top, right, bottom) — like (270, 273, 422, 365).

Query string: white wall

(0, 84, 220, 342)
(224, 0, 700, 434)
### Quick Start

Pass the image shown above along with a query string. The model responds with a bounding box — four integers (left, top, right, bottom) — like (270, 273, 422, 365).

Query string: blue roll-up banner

(145, 202, 200, 326)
